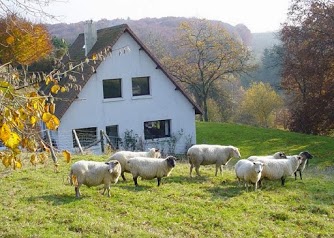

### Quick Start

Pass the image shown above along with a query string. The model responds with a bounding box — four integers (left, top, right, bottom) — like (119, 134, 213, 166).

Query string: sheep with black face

(127, 156, 176, 186)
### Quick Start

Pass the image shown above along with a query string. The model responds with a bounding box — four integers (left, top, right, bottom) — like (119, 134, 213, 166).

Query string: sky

(44, 0, 292, 33)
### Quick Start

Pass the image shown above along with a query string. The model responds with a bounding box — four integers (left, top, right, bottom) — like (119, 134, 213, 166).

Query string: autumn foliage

(0, 14, 52, 66)
(0, 14, 69, 170)
(280, 0, 334, 135)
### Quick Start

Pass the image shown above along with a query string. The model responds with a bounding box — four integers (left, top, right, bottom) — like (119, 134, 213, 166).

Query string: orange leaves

(6, 36, 14, 45)
(0, 14, 52, 66)
(62, 150, 71, 163)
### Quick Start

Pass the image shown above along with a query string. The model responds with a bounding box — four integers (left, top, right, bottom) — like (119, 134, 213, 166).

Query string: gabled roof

(41, 24, 202, 119)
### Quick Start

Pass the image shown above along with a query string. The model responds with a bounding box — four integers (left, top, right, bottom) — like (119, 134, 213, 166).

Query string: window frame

(103, 78, 122, 99)
(132, 76, 150, 97)
(144, 119, 171, 140)
(106, 125, 121, 149)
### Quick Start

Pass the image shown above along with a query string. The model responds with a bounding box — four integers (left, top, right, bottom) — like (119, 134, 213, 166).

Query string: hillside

(46, 17, 253, 51)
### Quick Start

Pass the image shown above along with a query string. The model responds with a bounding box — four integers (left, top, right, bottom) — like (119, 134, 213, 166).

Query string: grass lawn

(1, 122, 333, 237)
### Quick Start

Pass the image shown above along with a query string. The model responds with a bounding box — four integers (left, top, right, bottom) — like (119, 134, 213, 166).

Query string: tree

(162, 19, 254, 121)
(280, 0, 334, 134)
(0, 14, 52, 66)
(0, 14, 63, 169)
(240, 82, 283, 127)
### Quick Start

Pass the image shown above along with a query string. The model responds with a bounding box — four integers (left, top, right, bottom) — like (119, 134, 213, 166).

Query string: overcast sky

(44, 0, 292, 33)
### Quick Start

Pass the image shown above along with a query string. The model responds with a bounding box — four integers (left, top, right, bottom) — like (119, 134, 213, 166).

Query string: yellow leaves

(30, 116, 37, 126)
(2, 154, 12, 168)
(45, 76, 52, 85)
(60, 86, 67, 93)
(0, 14, 53, 65)
(72, 175, 78, 187)
(42, 112, 60, 130)
(1, 152, 21, 170)
(0, 123, 11, 142)
(49, 103, 56, 114)
(62, 150, 71, 163)
(30, 154, 37, 165)
(5, 132, 21, 149)
(92, 53, 97, 61)
(51, 85, 60, 94)
(6, 35, 14, 45)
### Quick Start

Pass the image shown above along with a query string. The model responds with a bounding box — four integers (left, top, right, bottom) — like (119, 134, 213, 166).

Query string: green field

(1, 122, 333, 237)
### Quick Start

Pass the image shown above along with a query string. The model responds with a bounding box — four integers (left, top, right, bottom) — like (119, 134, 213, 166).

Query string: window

(132, 76, 150, 96)
(144, 120, 171, 140)
(106, 125, 121, 149)
(72, 127, 97, 147)
(103, 78, 122, 99)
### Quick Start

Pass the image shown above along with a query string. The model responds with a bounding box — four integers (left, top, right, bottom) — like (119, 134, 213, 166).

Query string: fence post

(46, 130, 57, 164)
(72, 129, 84, 154)
(100, 130, 105, 153)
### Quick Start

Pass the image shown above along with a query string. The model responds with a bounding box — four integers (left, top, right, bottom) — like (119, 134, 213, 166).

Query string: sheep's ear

(253, 162, 256, 165)
(155, 148, 159, 152)
(105, 162, 110, 165)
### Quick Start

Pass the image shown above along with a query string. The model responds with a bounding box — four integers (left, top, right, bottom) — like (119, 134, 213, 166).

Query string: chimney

(84, 20, 97, 56)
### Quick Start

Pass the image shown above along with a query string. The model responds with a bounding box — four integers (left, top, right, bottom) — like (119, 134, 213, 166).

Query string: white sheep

(292, 151, 313, 180)
(107, 148, 161, 181)
(69, 160, 121, 198)
(235, 159, 264, 191)
(247, 152, 287, 161)
(256, 155, 302, 186)
(127, 156, 176, 186)
(187, 144, 241, 177)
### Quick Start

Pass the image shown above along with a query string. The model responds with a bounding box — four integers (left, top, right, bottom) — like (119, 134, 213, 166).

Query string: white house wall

(57, 32, 197, 154)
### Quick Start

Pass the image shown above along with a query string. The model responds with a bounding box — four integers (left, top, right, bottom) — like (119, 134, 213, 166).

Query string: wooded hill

(46, 17, 280, 57)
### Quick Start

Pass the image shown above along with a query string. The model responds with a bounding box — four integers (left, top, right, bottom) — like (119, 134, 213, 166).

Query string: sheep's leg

(254, 182, 257, 191)
(215, 165, 222, 176)
(258, 179, 263, 188)
(101, 186, 111, 197)
(281, 177, 285, 186)
(157, 178, 161, 186)
(294, 172, 297, 180)
(133, 177, 139, 186)
(189, 164, 194, 177)
(299, 171, 302, 180)
(121, 172, 126, 181)
(75, 186, 80, 198)
(195, 166, 201, 177)
(245, 182, 249, 192)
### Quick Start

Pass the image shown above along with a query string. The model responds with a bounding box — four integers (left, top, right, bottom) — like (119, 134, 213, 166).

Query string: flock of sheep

(69, 145, 313, 197)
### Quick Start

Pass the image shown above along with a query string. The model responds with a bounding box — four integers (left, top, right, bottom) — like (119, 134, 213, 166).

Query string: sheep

(256, 155, 302, 186)
(292, 151, 313, 180)
(187, 144, 241, 177)
(235, 159, 264, 191)
(127, 156, 176, 186)
(69, 160, 121, 198)
(107, 148, 161, 181)
(247, 152, 287, 161)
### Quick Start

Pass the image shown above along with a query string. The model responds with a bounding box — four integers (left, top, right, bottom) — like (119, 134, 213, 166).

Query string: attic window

(103, 78, 122, 99)
(132, 76, 150, 96)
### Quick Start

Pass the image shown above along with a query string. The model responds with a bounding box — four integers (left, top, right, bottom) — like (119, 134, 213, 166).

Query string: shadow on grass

(27, 193, 80, 205)
(206, 179, 245, 199)
(167, 175, 210, 184)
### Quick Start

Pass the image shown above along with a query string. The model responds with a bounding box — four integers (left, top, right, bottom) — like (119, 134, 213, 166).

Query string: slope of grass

(196, 122, 334, 168)
(1, 122, 333, 237)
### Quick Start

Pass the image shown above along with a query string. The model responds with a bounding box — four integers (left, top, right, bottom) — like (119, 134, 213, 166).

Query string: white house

(42, 22, 202, 154)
